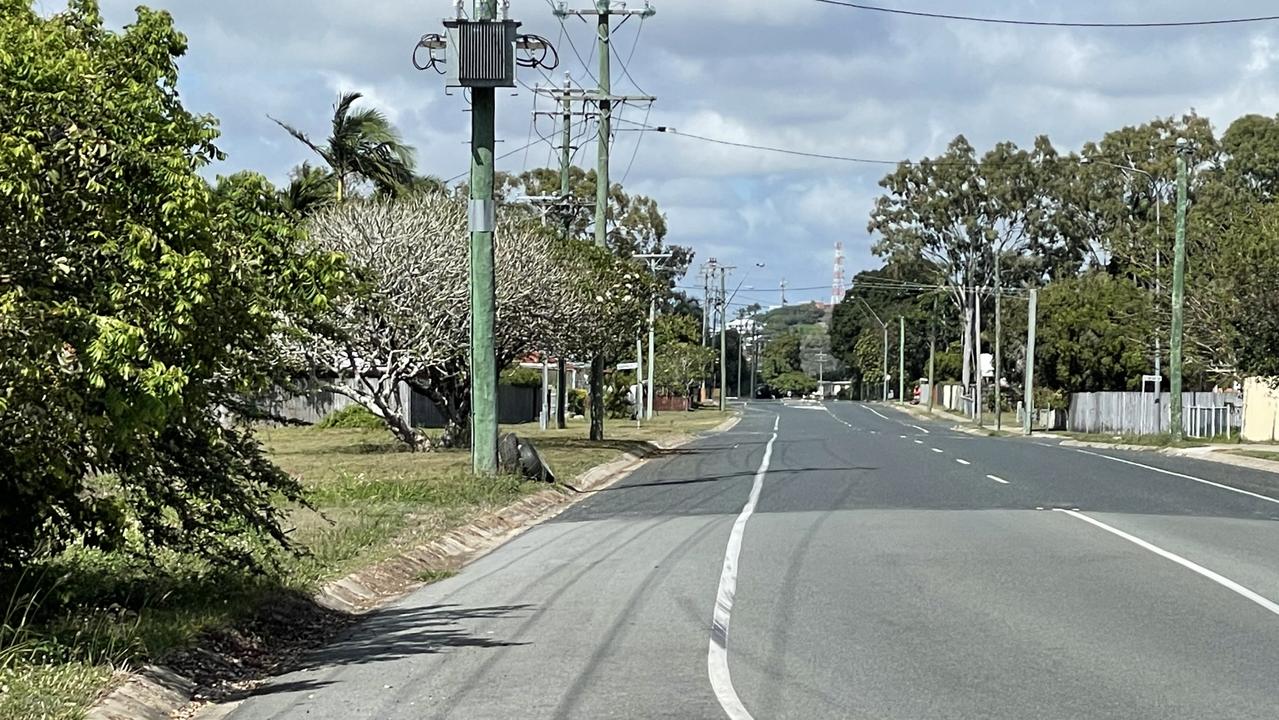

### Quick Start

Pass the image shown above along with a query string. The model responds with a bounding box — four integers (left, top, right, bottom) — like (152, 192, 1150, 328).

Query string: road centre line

(1054, 509, 1279, 618)
(912, 425, 930, 434)
(860, 404, 891, 421)
(914, 440, 924, 445)
(956, 458, 971, 465)
(987, 474, 1009, 484)
(931, 448, 944, 454)
(1076, 449, 1279, 506)
(708, 415, 778, 720)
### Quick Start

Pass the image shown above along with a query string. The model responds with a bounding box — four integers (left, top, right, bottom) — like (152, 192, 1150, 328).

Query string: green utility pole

(898, 316, 905, 404)
(720, 267, 728, 412)
(994, 253, 1003, 431)
(594, 0, 611, 248)
(1023, 289, 1038, 436)
(1170, 147, 1190, 440)
(556, 74, 573, 430)
(928, 295, 937, 413)
(468, 0, 500, 475)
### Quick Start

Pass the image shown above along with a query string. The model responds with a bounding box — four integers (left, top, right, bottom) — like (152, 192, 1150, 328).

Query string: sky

(86, 0, 1279, 308)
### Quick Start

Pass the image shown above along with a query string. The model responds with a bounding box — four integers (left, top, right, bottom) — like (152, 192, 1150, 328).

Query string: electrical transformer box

(444, 19, 520, 88)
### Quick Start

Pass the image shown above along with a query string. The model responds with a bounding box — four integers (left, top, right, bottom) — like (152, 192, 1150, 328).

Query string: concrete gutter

(88, 412, 742, 720)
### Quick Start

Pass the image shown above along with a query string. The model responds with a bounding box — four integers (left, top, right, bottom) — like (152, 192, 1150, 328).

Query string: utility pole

(882, 322, 889, 401)
(556, 73, 574, 430)
(463, 0, 500, 474)
(1023, 289, 1038, 436)
(1170, 142, 1190, 440)
(928, 295, 937, 413)
(994, 253, 1003, 431)
(898, 316, 905, 404)
(975, 288, 983, 427)
(818, 352, 826, 399)
(719, 266, 731, 412)
(635, 334, 643, 428)
(635, 253, 671, 420)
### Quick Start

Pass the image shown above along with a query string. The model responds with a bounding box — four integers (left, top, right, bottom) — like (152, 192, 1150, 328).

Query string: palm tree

(272, 92, 416, 203)
(281, 162, 337, 216)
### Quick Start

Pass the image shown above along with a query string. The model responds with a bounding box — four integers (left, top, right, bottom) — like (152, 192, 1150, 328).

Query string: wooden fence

(1066, 391, 1242, 437)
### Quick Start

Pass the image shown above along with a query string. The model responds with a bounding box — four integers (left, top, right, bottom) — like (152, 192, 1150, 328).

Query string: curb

(87, 414, 739, 720)
(1058, 439, 1279, 476)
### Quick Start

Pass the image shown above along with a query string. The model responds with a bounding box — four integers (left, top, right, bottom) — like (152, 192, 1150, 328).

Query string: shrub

(567, 389, 587, 416)
(316, 406, 385, 429)
(500, 366, 543, 388)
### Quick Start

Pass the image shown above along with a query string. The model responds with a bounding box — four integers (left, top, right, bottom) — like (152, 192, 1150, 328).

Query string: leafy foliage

(0, 2, 344, 567)
(770, 372, 818, 397)
(315, 405, 385, 429)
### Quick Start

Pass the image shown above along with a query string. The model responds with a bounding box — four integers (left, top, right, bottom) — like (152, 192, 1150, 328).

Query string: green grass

(1065, 432, 1236, 448)
(1228, 449, 1279, 463)
(415, 569, 458, 584)
(1, 409, 732, 720)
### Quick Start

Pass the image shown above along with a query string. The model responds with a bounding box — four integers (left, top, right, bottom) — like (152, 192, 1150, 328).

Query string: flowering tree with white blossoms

(299, 193, 651, 448)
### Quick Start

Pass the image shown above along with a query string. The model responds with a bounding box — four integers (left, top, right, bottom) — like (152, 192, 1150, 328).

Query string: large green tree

(0, 1, 344, 567)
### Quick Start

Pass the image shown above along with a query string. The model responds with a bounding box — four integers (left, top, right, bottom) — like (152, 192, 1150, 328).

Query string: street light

(855, 296, 890, 402)
(635, 253, 672, 421)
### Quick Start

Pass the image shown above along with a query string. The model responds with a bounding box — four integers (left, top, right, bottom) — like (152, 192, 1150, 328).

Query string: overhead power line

(614, 116, 1184, 169)
(814, 0, 1279, 28)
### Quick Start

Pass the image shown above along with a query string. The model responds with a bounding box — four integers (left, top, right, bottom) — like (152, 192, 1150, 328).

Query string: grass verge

(1062, 432, 1237, 448)
(1227, 449, 1279, 463)
(0, 409, 728, 720)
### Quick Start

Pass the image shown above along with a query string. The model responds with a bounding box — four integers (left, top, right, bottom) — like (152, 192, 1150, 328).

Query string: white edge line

(956, 458, 971, 465)
(860, 403, 891, 421)
(709, 418, 777, 720)
(1075, 449, 1279, 506)
(987, 474, 1009, 484)
(1054, 509, 1279, 617)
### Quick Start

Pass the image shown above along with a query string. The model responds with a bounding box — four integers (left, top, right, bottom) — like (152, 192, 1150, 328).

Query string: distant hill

(759, 302, 827, 336)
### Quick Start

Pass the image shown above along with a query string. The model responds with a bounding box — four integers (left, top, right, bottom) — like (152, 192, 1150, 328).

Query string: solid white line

(956, 458, 971, 465)
(1054, 509, 1279, 618)
(987, 474, 1009, 484)
(708, 418, 778, 720)
(931, 448, 944, 454)
(860, 404, 891, 421)
(912, 425, 930, 434)
(1076, 449, 1279, 506)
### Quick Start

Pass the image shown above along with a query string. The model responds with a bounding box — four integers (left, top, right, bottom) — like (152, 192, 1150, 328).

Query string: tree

(511, 166, 695, 284)
(1031, 274, 1155, 392)
(301, 195, 599, 449)
(274, 92, 416, 203)
(770, 371, 818, 397)
(281, 161, 336, 217)
(0, 2, 344, 567)
(761, 330, 802, 381)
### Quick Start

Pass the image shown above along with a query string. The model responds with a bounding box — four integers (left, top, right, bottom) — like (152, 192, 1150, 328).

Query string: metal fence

(1066, 391, 1242, 437)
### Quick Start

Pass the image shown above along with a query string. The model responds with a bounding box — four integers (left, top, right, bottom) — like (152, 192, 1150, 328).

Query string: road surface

(227, 401, 1279, 719)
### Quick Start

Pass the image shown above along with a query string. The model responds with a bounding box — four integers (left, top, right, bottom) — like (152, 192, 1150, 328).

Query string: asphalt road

(227, 401, 1279, 719)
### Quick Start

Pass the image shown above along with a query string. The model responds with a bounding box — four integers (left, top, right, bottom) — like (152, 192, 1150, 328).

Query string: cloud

(86, 0, 1279, 304)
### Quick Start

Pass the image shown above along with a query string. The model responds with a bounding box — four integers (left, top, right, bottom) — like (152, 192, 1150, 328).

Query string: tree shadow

(219, 602, 533, 703)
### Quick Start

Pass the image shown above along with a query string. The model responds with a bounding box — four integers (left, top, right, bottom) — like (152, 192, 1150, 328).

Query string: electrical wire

(613, 117, 1185, 169)
(814, 0, 1279, 28)
(444, 115, 593, 184)
(618, 101, 652, 186)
